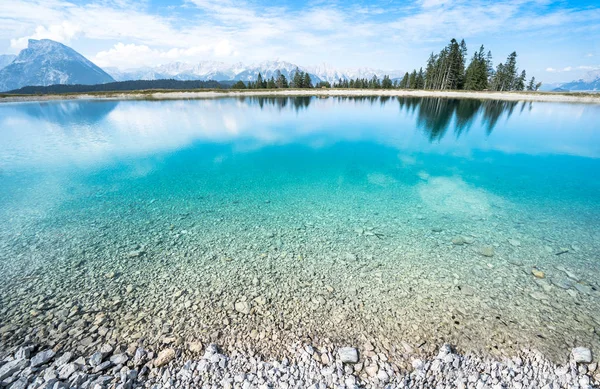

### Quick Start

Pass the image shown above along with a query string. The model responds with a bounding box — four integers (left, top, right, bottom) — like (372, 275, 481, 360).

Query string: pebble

(110, 353, 129, 365)
(0, 359, 28, 381)
(572, 347, 592, 363)
(532, 269, 545, 278)
(189, 342, 203, 353)
(508, 239, 521, 247)
(235, 301, 251, 315)
(479, 246, 495, 257)
(89, 352, 103, 367)
(30, 349, 56, 367)
(452, 236, 466, 245)
(338, 348, 359, 364)
(154, 348, 176, 367)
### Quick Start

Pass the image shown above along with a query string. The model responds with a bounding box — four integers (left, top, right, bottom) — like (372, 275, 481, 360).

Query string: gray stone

(14, 346, 33, 360)
(338, 348, 358, 364)
(54, 352, 73, 367)
(93, 361, 112, 373)
(109, 354, 129, 365)
(8, 377, 29, 389)
(0, 359, 29, 381)
(31, 350, 56, 367)
(133, 348, 146, 366)
(58, 363, 79, 380)
(89, 352, 103, 367)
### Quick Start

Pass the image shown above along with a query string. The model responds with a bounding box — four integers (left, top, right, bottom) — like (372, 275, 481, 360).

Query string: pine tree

(424, 53, 436, 89)
(416, 68, 425, 89)
(526, 76, 541, 91)
(464, 45, 489, 90)
(400, 72, 409, 88)
(382, 75, 393, 89)
(408, 70, 417, 89)
(514, 70, 526, 91)
(276, 74, 288, 88)
(256, 73, 264, 89)
(303, 72, 313, 88)
(267, 77, 276, 89)
(291, 69, 302, 88)
(232, 80, 246, 89)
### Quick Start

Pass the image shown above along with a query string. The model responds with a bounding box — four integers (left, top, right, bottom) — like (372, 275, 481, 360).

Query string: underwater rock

(532, 269, 545, 279)
(479, 246, 494, 257)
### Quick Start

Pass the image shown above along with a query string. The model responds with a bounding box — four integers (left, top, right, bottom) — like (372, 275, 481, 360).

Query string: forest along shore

(1, 89, 600, 104)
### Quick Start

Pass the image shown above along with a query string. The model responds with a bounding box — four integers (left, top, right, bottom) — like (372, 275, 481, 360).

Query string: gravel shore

(0, 340, 597, 389)
(1, 89, 599, 104)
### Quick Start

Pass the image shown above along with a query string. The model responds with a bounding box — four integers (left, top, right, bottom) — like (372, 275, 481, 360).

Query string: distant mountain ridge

(0, 38, 405, 91)
(557, 72, 600, 91)
(106, 60, 404, 84)
(0, 54, 16, 70)
(0, 39, 114, 92)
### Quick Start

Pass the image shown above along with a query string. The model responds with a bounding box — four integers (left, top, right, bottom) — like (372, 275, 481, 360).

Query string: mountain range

(0, 39, 404, 92)
(104, 61, 405, 85)
(0, 39, 598, 93)
(554, 70, 600, 91)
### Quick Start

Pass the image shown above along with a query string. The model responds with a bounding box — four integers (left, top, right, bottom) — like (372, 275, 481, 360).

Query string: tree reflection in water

(244, 95, 520, 140)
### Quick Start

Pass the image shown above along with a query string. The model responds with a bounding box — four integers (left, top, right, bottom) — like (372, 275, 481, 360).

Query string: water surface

(0, 96, 599, 362)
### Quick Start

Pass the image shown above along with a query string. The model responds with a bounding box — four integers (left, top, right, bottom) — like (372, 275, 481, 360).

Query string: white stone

(572, 347, 592, 363)
(338, 348, 358, 364)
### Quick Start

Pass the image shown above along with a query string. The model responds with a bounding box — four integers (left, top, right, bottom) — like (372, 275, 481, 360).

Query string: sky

(1, 0, 599, 83)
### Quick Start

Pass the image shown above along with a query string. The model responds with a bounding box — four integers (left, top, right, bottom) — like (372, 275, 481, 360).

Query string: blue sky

(1, 0, 599, 83)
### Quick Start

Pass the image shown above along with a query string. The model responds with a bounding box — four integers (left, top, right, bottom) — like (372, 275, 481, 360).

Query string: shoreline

(1, 88, 600, 104)
(1, 338, 597, 388)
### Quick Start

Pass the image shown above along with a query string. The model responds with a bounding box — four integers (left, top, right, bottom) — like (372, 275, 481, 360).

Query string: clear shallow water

(0, 97, 599, 363)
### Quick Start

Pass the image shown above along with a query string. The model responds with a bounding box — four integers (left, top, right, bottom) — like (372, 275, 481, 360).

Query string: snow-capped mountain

(0, 39, 114, 92)
(306, 63, 405, 83)
(0, 54, 16, 70)
(106, 60, 403, 85)
(232, 60, 321, 84)
(107, 61, 247, 82)
(558, 70, 600, 92)
(0, 39, 404, 91)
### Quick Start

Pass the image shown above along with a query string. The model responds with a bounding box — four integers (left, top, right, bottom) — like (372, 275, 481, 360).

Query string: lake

(0, 96, 598, 367)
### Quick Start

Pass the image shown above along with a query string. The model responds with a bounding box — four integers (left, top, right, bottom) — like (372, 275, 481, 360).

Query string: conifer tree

(303, 72, 313, 88)
(276, 74, 288, 88)
(292, 68, 303, 88)
(416, 68, 425, 89)
(400, 72, 409, 88)
(232, 80, 246, 89)
(408, 70, 417, 89)
(514, 70, 526, 91)
(382, 75, 393, 89)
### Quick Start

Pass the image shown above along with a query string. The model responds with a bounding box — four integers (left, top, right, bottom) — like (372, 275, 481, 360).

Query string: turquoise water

(0, 97, 599, 362)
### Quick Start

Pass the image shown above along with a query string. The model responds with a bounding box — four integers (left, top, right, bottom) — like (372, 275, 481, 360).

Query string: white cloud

(10, 21, 82, 49)
(2, 0, 600, 73)
(546, 65, 600, 73)
(94, 40, 239, 68)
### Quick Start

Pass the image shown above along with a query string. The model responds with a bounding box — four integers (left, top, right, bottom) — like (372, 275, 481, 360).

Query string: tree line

(5, 79, 225, 94)
(234, 69, 318, 89)
(234, 39, 541, 92)
(400, 39, 542, 91)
